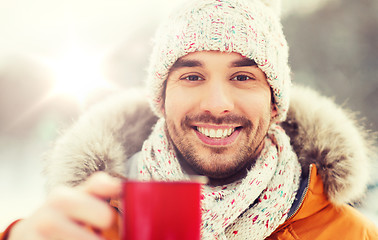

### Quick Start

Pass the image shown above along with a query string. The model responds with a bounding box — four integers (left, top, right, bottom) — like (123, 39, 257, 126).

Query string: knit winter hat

(147, 0, 290, 122)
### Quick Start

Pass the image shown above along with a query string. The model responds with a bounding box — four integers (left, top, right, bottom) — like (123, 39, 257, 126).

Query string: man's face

(164, 51, 276, 179)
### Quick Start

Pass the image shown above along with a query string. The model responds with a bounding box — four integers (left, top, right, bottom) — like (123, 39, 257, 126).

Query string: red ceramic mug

(122, 181, 202, 240)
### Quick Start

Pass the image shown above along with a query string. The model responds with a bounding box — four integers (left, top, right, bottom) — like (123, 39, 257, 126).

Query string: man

(2, 0, 377, 239)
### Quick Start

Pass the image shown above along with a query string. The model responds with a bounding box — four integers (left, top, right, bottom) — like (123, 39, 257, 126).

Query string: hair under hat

(147, 0, 290, 122)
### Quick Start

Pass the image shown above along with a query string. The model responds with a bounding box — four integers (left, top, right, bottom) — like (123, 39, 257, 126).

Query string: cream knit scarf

(138, 119, 301, 239)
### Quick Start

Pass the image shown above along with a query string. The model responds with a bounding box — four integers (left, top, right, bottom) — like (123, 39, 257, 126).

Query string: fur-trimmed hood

(44, 85, 376, 205)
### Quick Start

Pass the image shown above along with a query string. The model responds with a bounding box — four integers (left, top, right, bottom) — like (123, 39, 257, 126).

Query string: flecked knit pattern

(138, 119, 301, 239)
(147, 0, 291, 122)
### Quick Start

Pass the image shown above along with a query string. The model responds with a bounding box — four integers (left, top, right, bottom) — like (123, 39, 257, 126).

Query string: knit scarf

(138, 118, 301, 239)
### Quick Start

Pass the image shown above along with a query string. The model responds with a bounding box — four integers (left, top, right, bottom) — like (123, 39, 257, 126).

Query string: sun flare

(47, 46, 113, 105)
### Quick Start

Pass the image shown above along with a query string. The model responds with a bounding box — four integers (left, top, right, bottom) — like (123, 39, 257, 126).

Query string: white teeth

(205, 128, 209, 136)
(228, 128, 233, 135)
(197, 127, 235, 139)
(209, 129, 216, 138)
(216, 129, 222, 138)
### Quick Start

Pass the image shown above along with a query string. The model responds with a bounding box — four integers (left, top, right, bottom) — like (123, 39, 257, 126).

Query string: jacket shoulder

(270, 165, 378, 239)
(271, 205, 378, 239)
(291, 204, 378, 239)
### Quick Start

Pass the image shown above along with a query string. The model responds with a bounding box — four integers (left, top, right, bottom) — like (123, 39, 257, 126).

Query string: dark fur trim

(282, 85, 376, 204)
(43, 89, 158, 191)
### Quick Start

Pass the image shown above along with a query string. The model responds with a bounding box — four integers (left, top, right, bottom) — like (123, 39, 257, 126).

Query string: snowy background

(1, 0, 377, 230)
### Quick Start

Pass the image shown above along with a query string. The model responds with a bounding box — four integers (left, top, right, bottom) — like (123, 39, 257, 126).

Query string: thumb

(78, 171, 122, 199)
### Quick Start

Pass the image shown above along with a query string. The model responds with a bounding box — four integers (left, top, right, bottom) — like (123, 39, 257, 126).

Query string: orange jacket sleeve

(0, 220, 21, 240)
(92, 199, 122, 240)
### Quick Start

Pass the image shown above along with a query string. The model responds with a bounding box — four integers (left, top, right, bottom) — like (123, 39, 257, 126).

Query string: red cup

(122, 181, 201, 240)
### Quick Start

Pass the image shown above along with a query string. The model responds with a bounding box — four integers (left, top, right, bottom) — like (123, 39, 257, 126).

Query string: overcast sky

(0, 1, 160, 59)
(0, 0, 334, 61)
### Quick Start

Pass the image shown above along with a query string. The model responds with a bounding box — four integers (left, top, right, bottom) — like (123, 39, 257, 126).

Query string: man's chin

(190, 162, 244, 179)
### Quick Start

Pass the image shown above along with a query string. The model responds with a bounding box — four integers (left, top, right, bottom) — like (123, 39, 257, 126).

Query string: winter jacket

(1, 85, 377, 239)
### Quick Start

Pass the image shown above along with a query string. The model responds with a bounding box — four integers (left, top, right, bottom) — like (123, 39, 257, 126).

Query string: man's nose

(199, 81, 234, 116)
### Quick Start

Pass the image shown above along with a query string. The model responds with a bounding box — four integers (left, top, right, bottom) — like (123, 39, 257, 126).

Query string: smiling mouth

(193, 125, 242, 146)
(196, 126, 236, 139)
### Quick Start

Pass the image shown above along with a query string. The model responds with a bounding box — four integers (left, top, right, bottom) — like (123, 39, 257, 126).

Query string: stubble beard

(165, 114, 267, 179)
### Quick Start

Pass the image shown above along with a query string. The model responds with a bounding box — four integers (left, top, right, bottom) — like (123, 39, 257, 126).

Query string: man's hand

(8, 172, 121, 240)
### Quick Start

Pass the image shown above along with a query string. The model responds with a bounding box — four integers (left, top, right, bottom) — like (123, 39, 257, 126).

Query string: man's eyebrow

(170, 59, 203, 71)
(230, 58, 257, 67)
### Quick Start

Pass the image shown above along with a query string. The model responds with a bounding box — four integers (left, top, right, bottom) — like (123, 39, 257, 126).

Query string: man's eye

(232, 75, 254, 81)
(182, 75, 203, 81)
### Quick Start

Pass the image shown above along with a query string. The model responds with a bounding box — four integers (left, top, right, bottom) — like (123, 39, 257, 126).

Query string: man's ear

(271, 104, 278, 119)
(161, 99, 166, 116)
(161, 80, 167, 116)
